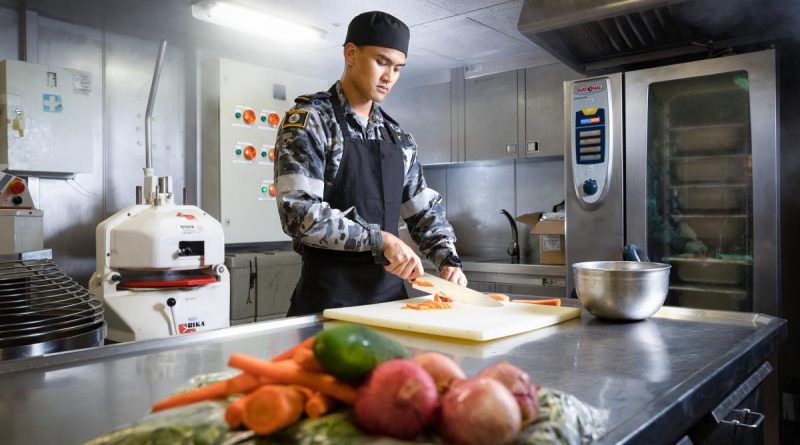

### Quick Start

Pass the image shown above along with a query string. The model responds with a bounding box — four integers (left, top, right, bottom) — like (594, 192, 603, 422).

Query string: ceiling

(3, 0, 547, 79)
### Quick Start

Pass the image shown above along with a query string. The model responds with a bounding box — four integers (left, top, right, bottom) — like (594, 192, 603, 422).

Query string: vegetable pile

(89, 325, 607, 445)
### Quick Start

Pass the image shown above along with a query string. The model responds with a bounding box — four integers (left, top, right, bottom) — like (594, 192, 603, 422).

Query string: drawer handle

(721, 408, 764, 430)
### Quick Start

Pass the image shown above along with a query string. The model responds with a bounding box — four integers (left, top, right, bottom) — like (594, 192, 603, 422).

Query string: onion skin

(411, 352, 466, 394)
(478, 361, 539, 425)
(354, 359, 438, 440)
(439, 377, 522, 445)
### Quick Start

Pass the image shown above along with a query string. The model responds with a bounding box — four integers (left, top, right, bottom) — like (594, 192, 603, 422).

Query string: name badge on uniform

(282, 109, 309, 129)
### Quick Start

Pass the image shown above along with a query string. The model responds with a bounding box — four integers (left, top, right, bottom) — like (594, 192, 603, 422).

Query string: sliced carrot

(413, 279, 434, 287)
(293, 347, 324, 373)
(151, 380, 228, 413)
(270, 335, 315, 362)
(240, 385, 306, 435)
(489, 293, 510, 302)
(511, 298, 562, 306)
(437, 292, 453, 302)
(433, 292, 441, 302)
(227, 354, 358, 404)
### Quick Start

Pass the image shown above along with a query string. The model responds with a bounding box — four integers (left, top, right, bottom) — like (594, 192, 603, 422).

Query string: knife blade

(411, 272, 503, 307)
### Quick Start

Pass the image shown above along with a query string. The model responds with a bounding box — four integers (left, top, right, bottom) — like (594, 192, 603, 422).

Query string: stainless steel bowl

(573, 261, 671, 321)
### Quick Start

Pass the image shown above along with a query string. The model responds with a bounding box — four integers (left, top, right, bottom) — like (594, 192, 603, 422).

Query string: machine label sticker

(577, 84, 604, 94)
(176, 212, 197, 220)
(180, 224, 197, 234)
(282, 110, 309, 129)
(42, 94, 62, 113)
(178, 320, 205, 334)
(66, 69, 92, 95)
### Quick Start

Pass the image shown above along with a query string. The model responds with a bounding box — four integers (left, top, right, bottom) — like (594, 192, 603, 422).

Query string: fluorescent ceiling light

(192, 1, 327, 44)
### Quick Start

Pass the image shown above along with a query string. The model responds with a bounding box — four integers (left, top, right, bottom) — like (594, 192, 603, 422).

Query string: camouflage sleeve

(274, 106, 381, 254)
(399, 135, 459, 270)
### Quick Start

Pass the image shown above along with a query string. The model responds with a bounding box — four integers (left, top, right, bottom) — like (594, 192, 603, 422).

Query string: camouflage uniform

(274, 81, 459, 270)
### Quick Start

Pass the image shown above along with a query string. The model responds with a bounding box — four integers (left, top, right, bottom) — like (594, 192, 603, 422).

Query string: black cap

(344, 11, 410, 56)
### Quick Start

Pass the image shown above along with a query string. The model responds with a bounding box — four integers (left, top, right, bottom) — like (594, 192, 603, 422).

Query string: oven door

(625, 50, 778, 315)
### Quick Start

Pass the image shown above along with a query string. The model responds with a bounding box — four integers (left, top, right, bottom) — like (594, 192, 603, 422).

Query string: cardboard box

(517, 212, 565, 265)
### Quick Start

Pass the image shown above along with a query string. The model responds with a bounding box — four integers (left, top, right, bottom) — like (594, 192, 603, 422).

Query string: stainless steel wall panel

(515, 158, 565, 263)
(35, 17, 103, 285)
(446, 161, 516, 260)
(422, 166, 447, 210)
(0, 6, 17, 60)
(104, 32, 186, 216)
(383, 81, 452, 164)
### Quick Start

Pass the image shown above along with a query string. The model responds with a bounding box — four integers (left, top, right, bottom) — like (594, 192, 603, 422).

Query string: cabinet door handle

(505, 144, 518, 155)
(721, 409, 765, 430)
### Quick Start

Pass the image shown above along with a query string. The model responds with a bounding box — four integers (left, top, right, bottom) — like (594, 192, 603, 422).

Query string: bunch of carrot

(150, 336, 355, 436)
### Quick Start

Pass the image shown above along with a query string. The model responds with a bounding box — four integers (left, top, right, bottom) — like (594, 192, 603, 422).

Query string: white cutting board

(323, 296, 581, 341)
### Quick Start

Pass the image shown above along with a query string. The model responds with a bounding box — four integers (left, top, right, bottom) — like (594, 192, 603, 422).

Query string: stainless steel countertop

(0, 305, 786, 445)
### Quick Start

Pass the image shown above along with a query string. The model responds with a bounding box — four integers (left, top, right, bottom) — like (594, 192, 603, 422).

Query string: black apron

(286, 88, 407, 316)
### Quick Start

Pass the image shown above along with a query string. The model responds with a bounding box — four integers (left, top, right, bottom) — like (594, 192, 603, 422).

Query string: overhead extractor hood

(518, 0, 798, 74)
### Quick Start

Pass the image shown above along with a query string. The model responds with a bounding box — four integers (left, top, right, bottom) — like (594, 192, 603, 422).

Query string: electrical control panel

(569, 78, 613, 207)
(202, 58, 327, 244)
(0, 59, 93, 176)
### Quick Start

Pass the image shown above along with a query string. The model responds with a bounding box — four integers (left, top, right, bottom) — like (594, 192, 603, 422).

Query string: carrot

(151, 380, 228, 412)
(437, 292, 453, 302)
(511, 298, 562, 306)
(402, 300, 453, 310)
(225, 373, 264, 395)
(305, 391, 337, 418)
(225, 396, 248, 429)
(227, 353, 358, 404)
(489, 293, 510, 302)
(293, 347, 324, 373)
(240, 385, 306, 435)
(270, 335, 315, 362)
(413, 279, 434, 287)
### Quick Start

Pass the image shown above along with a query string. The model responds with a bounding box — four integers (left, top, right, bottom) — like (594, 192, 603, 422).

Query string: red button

(242, 109, 256, 125)
(268, 113, 280, 127)
(268, 147, 276, 162)
(268, 183, 276, 197)
(10, 180, 25, 195)
(243, 145, 257, 160)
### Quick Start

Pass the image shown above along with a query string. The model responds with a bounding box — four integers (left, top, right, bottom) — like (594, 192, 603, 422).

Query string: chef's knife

(411, 272, 503, 307)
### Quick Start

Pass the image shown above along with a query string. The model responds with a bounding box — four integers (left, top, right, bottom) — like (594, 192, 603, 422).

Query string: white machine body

(90, 179, 230, 343)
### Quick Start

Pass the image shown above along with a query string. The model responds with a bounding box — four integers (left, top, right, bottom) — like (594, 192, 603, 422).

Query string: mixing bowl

(573, 261, 671, 321)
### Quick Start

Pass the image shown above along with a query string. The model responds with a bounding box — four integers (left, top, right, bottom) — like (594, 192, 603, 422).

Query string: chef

(274, 11, 465, 316)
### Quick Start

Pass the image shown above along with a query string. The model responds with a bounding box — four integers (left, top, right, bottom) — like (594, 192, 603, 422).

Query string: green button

(261, 151, 268, 157)
(260, 115, 267, 122)
(235, 112, 242, 119)
(235, 148, 242, 156)
(261, 186, 268, 193)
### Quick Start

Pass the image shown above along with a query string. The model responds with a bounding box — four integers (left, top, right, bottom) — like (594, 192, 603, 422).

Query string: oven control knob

(582, 179, 598, 195)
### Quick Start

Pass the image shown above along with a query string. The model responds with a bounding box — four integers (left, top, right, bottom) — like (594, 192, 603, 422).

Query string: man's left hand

(440, 265, 467, 286)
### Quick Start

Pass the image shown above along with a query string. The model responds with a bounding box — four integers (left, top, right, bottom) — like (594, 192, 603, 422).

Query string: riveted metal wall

(36, 17, 104, 285)
(104, 32, 186, 216)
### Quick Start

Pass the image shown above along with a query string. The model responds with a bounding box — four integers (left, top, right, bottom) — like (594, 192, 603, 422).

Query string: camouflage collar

(335, 81, 385, 127)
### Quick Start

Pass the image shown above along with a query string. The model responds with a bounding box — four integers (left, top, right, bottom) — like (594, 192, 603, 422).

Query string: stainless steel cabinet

(465, 70, 520, 161)
(524, 63, 581, 158)
(384, 81, 452, 164)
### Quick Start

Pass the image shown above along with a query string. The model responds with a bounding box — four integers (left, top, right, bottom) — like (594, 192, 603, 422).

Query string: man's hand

(382, 231, 424, 281)
(440, 265, 467, 286)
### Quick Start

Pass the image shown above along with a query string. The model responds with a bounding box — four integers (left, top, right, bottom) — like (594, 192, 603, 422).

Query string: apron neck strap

(329, 85, 397, 145)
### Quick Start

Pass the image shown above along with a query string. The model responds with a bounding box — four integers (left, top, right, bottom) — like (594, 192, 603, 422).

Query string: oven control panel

(570, 78, 612, 206)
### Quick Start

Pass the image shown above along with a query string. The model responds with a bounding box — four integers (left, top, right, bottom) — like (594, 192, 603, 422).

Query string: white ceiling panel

(412, 14, 538, 65)
(425, 0, 512, 15)
(466, 0, 533, 44)
(11, 0, 546, 79)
